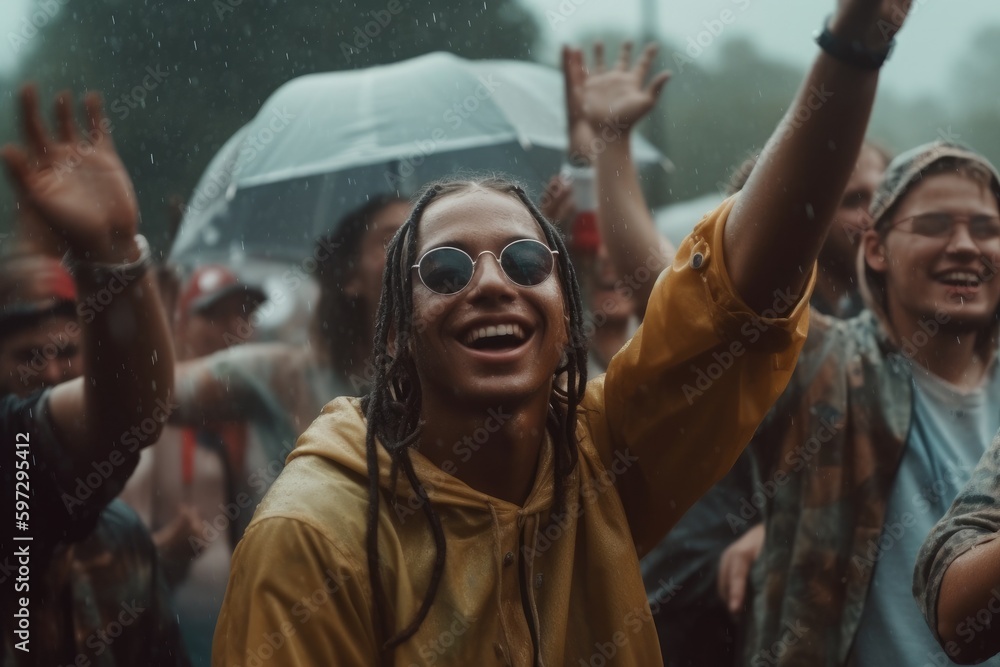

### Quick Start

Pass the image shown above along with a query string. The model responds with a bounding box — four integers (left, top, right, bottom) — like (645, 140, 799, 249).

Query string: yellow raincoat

(212, 198, 812, 666)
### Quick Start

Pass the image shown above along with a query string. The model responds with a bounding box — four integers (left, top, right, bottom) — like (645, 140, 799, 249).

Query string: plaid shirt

(1, 392, 188, 666)
(745, 310, 915, 667)
(3, 501, 190, 667)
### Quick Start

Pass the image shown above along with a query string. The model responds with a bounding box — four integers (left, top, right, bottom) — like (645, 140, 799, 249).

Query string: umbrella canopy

(171, 51, 668, 265)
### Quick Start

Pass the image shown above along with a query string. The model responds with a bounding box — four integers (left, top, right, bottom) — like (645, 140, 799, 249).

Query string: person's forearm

(51, 240, 175, 462)
(937, 536, 1000, 662)
(726, 50, 878, 312)
(594, 137, 674, 317)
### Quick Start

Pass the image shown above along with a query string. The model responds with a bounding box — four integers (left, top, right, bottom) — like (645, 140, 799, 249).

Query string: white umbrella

(171, 51, 668, 265)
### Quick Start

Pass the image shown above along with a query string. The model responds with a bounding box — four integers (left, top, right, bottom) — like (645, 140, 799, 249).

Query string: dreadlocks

(359, 176, 589, 657)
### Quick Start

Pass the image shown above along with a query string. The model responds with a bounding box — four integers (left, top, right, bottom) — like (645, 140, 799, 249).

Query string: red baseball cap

(177, 265, 267, 320)
(0, 256, 78, 330)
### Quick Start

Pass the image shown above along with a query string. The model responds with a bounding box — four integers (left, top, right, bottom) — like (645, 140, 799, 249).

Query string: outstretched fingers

(54, 90, 77, 144)
(616, 41, 633, 71)
(18, 85, 52, 161)
(83, 91, 112, 147)
(591, 42, 605, 74)
(634, 43, 659, 83)
(646, 71, 672, 100)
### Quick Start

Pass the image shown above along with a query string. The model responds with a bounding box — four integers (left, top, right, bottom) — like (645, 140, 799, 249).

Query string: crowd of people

(5, 0, 1000, 665)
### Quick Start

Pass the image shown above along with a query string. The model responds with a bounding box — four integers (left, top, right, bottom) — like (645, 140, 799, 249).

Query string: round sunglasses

(411, 239, 559, 295)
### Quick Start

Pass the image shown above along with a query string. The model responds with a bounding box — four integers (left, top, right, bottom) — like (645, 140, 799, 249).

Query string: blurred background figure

(0, 255, 81, 396)
(1, 85, 186, 666)
(121, 264, 266, 667)
(174, 264, 267, 359)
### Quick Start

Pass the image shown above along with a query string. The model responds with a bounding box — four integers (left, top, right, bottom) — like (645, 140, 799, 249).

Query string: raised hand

(582, 42, 671, 134)
(1, 85, 139, 263)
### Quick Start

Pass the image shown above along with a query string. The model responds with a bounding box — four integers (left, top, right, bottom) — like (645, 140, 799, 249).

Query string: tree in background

(0, 0, 540, 251)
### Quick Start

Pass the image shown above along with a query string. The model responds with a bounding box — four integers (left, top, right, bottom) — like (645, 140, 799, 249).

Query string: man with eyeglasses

(738, 141, 1000, 666)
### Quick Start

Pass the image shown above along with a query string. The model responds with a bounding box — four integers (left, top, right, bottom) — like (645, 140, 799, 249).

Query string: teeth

(465, 323, 527, 345)
(939, 271, 981, 285)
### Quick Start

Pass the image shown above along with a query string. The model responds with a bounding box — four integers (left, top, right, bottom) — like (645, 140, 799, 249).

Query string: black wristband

(816, 20, 894, 70)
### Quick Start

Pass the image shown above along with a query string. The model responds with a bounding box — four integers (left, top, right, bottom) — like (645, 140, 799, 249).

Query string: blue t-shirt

(855, 362, 1000, 666)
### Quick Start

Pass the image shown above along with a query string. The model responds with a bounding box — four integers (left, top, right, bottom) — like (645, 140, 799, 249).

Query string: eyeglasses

(411, 239, 558, 295)
(890, 213, 1000, 241)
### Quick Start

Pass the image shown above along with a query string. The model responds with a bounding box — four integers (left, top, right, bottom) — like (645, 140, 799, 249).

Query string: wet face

(0, 315, 82, 397)
(823, 145, 887, 268)
(409, 188, 568, 408)
(864, 173, 1000, 334)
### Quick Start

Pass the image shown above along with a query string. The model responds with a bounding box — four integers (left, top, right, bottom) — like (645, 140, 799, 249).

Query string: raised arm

(579, 43, 674, 317)
(1, 86, 174, 470)
(725, 0, 910, 312)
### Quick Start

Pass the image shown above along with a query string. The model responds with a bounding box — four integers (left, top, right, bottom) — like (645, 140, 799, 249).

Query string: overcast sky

(527, 0, 999, 106)
(2, 0, 997, 105)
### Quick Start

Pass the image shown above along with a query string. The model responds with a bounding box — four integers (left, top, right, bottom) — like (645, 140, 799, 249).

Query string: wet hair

(313, 195, 408, 379)
(359, 176, 588, 657)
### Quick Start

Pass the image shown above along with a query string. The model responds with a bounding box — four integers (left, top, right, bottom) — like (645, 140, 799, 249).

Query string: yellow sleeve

(212, 514, 377, 667)
(589, 196, 813, 556)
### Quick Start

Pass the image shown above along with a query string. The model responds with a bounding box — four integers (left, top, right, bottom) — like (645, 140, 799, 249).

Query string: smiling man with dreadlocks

(212, 2, 910, 663)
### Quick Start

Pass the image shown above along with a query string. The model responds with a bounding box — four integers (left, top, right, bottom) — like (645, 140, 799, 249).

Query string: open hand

(1, 85, 139, 263)
(582, 42, 671, 134)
